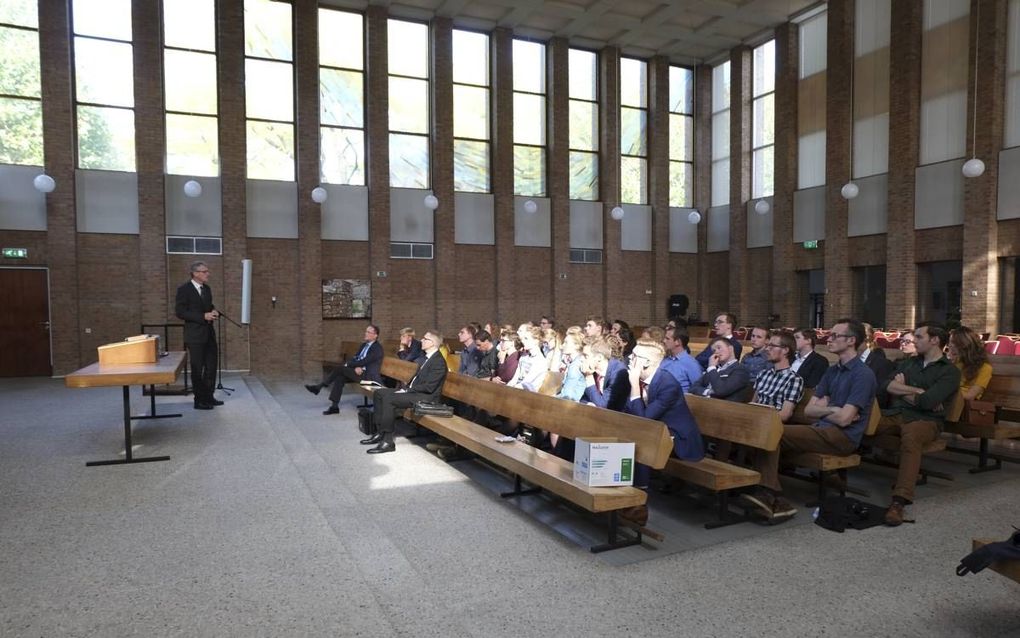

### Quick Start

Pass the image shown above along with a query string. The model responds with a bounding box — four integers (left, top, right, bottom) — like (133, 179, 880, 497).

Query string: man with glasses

(696, 312, 743, 369)
(362, 330, 448, 454)
(751, 330, 804, 423)
(306, 325, 383, 415)
(742, 319, 877, 522)
(175, 261, 221, 410)
(741, 326, 773, 382)
(876, 322, 960, 526)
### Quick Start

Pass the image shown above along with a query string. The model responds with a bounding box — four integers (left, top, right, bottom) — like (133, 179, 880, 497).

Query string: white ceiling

(321, 0, 823, 65)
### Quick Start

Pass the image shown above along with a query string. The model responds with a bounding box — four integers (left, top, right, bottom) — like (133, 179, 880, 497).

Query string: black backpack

(813, 496, 888, 533)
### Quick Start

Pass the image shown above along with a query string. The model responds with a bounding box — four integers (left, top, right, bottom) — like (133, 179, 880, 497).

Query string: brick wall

(77, 234, 140, 362)
(247, 238, 301, 377)
(773, 22, 799, 328)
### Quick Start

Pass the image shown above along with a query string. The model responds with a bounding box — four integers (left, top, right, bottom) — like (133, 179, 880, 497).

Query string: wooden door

(0, 268, 51, 377)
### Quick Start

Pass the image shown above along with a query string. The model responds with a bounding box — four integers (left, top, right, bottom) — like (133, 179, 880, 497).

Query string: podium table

(65, 352, 187, 467)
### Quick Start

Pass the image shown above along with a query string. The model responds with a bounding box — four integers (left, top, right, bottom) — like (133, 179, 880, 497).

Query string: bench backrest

(684, 394, 783, 452)
(983, 375, 1020, 410)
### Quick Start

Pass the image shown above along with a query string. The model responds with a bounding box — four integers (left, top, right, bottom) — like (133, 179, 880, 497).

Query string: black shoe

(209, 398, 225, 406)
(194, 402, 214, 410)
(305, 384, 322, 396)
(323, 405, 339, 415)
(367, 441, 396, 454)
(360, 433, 384, 445)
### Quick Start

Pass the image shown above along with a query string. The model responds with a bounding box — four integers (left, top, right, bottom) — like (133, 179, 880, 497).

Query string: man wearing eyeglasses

(361, 330, 448, 454)
(306, 325, 382, 415)
(751, 330, 804, 423)
(743, 319, 876, 522)
(695, 312, 743, 369)
(175, 261, 221, 410)
(876, 322, 960, 526)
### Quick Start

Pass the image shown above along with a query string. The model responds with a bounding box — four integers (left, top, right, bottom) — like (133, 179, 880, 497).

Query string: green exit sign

(803, 240, 818, 249)
(2, 248, 28, 259)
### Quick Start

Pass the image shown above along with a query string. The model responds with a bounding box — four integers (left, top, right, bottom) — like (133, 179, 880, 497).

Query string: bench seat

(944, 420, 1020, 441)
(786, 452, 862, 472)
(869, 435, 947, 454)
(664, 457, 760, 492)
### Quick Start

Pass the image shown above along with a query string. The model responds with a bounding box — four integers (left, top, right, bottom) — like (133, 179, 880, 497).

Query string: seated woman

(948, 326, 993, 401)
(541, 327, 563, 371)
(508, 325, 548, 392)
(491, 328, 521, 384)
(555, 331, 586, 401)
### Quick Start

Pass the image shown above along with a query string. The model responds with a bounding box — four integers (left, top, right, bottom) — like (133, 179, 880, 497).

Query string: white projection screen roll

(240, 259, 252, 325)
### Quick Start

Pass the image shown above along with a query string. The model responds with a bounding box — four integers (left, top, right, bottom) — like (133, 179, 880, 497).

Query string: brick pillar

(365, 7, 392, 331)
(694, 64, 712, 321)
(548, 38, 571, 324)
(961, 0, 1008, 333)
(216, 0, 249, 369)
(729, 47, 751, 323)
(133, 0, 167, 326)
(773, 23, 799, 330)
(39, 0, 80, 374)
(649, 56, 671, 325)
(295, 0, 323, 377)
(432, 19, 455, 332)
(600, 46, 621, 320)
(492, 28, 515, 323)
(824, 0, 854, 322)
(886, 0, 924, 330)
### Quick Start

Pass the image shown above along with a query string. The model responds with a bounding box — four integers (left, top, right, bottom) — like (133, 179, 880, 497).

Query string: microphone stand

(215, 310, 243, 394)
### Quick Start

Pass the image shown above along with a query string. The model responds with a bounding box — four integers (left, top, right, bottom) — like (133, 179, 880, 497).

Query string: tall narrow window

(453, 30, 490, 192)
(752, 40, 776, 198)
(920, 0, 969, 164)
(711, 61, 730, 207)
(388, 19, 430, 189)
(245, 0, 294, 181)
(164, 0, 218, 176)
(853, 0, 891, 176)
(569, 48, 598, 200)
(798, 13, 827, 189)
(319, 8, 364, 185)
(1009, 0, 1020, 148)
(72, 0, 135, 171)
(0, 1, 42, 165)
(513, 39, 546, 196)
(620, 57, 647, 204)
(669, 66, 694, 207)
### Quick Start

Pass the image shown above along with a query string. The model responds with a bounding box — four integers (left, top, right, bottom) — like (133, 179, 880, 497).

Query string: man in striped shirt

(752, 330, 804, 423)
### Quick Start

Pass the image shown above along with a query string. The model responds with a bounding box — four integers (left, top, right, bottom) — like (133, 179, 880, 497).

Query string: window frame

(668, 64, 695, 208)
(0, 16, 43, 166)
(452, 27, 491, 193)
(512, 37, 548, 197)
(387, 17, 431, 189)
(318, 7, 365, 186)
(619, 56, 649, 205)
(751, 39, 776, 199)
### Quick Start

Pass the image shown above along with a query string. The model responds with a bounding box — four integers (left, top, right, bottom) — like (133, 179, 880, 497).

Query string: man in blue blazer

(306, 325, 383, 415)
(580, 337, 631, 411)
(626, 339, 706, 487)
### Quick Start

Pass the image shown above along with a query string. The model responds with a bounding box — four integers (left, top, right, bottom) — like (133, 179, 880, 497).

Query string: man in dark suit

(580, 336, 630, 411)
(175, 261, 220, 410)
(689, 337, 752, 402)
(306, 325, 383, 415)
(792, 328, 830, 388)
(396, 327, 424, 364)
(362, 330, 448, 454)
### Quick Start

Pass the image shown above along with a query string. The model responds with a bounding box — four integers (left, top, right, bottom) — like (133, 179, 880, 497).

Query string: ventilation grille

(167, 236, 223, 255)
(390, 242, 433, 259)
(569, 248, 602, 264)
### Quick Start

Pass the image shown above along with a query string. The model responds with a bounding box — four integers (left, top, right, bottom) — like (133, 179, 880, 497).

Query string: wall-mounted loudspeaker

(241, 259, 252, 325)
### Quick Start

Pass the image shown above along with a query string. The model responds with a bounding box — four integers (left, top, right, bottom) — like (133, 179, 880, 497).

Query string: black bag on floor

(813, 496, 887, 533)
(358, 407, 376, 435)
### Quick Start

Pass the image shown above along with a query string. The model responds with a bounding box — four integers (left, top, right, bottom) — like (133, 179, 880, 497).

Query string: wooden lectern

(97, 335, 159, 365)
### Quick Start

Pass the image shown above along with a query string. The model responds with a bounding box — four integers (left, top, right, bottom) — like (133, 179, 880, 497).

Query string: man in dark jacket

(175, 261, 221, 410)
(306, 325, 383, 415)
(689, 337, 752, 402)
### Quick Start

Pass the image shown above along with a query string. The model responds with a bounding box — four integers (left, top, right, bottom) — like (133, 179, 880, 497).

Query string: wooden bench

(944, 376, 1020, 473)
(661, 395, 783, 528)
(380, 357, 674, 552)
(971, 538, 1020, 584)
(861, 393, 964, 484)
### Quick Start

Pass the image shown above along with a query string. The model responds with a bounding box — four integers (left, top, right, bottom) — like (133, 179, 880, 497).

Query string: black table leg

(86, 386, 173, 467)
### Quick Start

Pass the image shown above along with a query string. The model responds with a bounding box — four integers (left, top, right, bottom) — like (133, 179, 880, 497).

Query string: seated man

(474, 330, 498, 380)
(362, 330, 448, 454)
(689, 337, 752, 402)
(751, 330, 804, 423)
(457, 325, 482, 376)
(306, 324, 382, 415)
(740, 326, 772, 383)
(581, 336, 631, 411)
(877, 321, 961, 526)
(743, 318, 877, 522)
(696, 312, 743, 369)
(396, 327, 424, 364)
(660, 326, 703, 393)
(791, 328, 829, 388)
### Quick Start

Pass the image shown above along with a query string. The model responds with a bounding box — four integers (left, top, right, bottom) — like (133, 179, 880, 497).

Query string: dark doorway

(917, 260, 963, 328)
(0, 268, 52, 377)
(853, 265, 887, 328)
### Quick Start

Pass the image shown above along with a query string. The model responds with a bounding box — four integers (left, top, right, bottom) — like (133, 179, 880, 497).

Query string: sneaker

(425, 440, 452, 453)
(437, 446, 472, 461)
(770, 497, 797, 520)
(305, 384, 322, 396)
(884, 501, 905, 526)
(740, 489, 776, 519)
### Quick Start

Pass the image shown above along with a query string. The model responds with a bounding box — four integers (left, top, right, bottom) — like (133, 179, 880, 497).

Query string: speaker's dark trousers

(324, 366, 362, 403)
(187, 334, 217, 404)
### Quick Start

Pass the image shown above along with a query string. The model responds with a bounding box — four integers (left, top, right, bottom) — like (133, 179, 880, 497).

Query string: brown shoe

(884, 501, 905, 526)
(619, 505, 648, 527)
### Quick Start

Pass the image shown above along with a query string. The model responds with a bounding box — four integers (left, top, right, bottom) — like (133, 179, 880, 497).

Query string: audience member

(397, 327, 424, 364)
(791, 328, 829, 388)
(899, 331, 917, 357)
(618, 326, 636, 358)
(660, 326, 703, 393)
(457, 325, 481, 376)
(742, 319, 877, 522)
(611, 319, 630, 336)
(492, 329, 521, 384)
(947, 326, 993, 401)
(474, 330, 498, 380)
(508, 325, 548, 392)
(539, 315, 555, 331)
(752, 330, 803, 423)
(696, 312, 743, 369)
(689, 337, 752, 401)
(740, 326, 772, 382)
(541, 328, 562, 364)
(584, 316, 611, 337)
(860, 323, 894, 384)
(642, 326, 665, 343)
(306, 324, 382, 415)
(878, 321, 961, 526)
(555, 332, 586, 401)
(580, 336, 631, 411)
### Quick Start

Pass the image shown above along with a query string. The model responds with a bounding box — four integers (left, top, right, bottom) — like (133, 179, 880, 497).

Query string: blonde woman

(541, 328, 563, 371)
(508, 325, 548, 392)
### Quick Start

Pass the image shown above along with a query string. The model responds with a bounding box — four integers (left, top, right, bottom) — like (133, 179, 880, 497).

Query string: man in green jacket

(877, 321, 960, 526)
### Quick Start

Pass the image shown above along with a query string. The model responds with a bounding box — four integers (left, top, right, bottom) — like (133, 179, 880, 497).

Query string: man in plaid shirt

(752, 330, 804, 423)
